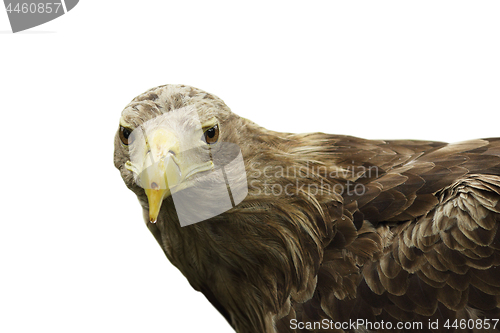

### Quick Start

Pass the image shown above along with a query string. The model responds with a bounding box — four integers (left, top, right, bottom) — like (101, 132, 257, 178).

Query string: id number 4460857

(6, 3, 62, 14)
(444, 318, 499, 330)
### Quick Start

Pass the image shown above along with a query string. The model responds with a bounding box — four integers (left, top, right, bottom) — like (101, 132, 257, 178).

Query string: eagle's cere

(114, 84, 500, 333)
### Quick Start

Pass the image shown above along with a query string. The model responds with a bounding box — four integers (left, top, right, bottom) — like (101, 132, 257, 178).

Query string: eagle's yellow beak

(144, 188, 169, 223)
(140, 129, 181, 223)
(131, 126, 215, 223)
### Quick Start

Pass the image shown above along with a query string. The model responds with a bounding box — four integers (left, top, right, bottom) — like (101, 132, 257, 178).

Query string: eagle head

(113, 84, 249, 225)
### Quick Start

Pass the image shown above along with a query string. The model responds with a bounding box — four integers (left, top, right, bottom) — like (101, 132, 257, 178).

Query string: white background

(1, 1, 499, 332)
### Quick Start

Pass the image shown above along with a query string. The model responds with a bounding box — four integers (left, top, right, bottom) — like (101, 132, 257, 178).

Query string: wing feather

(296, 138, 500, 332)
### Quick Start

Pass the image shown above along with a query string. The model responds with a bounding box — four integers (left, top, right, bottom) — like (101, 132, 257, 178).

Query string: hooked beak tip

(145, 188, 168, 225)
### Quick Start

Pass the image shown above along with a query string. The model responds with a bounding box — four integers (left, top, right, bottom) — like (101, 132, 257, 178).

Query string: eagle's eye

(203, 125, 219, 144)
(119, 126, 134, 145)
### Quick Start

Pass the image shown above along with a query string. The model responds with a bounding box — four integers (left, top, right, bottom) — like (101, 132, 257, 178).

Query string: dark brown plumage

(114, 84, 500, 333)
